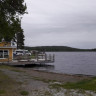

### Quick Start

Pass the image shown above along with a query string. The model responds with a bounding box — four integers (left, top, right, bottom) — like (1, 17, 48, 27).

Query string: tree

(17, 30, 25, 49)
(0, 0, 27, 43)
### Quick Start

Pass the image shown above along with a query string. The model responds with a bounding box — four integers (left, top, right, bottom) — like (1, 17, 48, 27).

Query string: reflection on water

(31, 64, 55, 71)
(15, 64, 55, 71)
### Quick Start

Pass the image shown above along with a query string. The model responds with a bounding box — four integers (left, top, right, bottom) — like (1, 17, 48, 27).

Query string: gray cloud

(22, 0, 96, 49)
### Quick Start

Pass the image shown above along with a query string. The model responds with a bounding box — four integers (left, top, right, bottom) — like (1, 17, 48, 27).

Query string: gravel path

(20, 68, 91, 83)
(0, 68, 96, 96)
(0, 69, 49, 96)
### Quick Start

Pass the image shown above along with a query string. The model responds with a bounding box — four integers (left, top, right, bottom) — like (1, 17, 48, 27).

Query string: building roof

(0, 41, 17, 49)
(0, 46, 16, 49)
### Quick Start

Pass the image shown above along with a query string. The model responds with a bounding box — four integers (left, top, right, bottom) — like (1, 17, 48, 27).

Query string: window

(0, 50, 9, 58)
(0, 50, 3, 58)
(4, 50, 8, 58)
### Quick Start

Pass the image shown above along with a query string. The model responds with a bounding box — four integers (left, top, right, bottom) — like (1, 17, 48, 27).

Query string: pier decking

(1, 53, 55, 66)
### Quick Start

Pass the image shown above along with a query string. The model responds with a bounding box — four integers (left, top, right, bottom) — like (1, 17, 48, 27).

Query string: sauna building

(0, 41, 16, 62)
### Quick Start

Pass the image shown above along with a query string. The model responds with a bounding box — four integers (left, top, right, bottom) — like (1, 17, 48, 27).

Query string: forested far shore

(25, 46, 96, 52)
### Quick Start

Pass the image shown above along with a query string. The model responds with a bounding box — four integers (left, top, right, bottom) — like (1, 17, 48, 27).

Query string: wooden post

(36, 53, 38, 61)
(8, 55, 9, 64)
(45, 53, 47, 61)
(49, 54, 51, 61)
(42, 54, 43, 59)
(53, 54, 55, 62)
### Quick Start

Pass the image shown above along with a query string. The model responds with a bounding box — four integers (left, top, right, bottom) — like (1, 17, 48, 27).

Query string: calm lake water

(31, 52, 96, 76)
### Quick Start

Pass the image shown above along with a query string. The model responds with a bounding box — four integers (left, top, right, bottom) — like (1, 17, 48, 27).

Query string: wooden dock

(6, 61, 53, 66)
(2, 53, 55, 66)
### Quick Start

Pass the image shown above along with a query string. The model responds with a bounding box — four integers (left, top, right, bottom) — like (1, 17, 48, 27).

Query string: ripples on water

(30, 52, 96, 76)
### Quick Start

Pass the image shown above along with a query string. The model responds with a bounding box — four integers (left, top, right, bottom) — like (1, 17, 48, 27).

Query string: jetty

(2, 53, 55, 66)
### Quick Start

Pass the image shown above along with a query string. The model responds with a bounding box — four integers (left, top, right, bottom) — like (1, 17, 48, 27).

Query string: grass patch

(64, 78, 96, 90)
(32, 76, 57, 83)
(76, 89, 86, 94)
(20, 91, 29, 95)
(0, 65, 25, 73)
(50, 77, 96, 91)
(0, 90, 6, 94)
(0, 65, 13, 70)
(11, 69, 25, 72)
(30, 55, 36, 59)
(0, 70, 22, 96)
(44, 91, 53, 96)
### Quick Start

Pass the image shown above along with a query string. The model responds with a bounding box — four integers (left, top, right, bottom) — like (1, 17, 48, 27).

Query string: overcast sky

(21, 0, 96, 49)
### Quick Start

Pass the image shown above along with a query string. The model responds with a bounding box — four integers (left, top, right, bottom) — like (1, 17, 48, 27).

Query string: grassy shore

(0, 70, 21, 96)
(0, 65, 29, 96)
(50, 77, 96, 91)
(0, 65, 96, 96)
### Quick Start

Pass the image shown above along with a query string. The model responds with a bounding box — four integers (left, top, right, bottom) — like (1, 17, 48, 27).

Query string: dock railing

(13, 53, 55, 63)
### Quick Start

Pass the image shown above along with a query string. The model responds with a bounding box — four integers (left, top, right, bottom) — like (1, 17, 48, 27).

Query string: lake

(31, 52, 96, 76)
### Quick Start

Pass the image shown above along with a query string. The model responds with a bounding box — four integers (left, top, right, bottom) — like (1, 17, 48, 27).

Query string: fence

(13, 53, 55, 62)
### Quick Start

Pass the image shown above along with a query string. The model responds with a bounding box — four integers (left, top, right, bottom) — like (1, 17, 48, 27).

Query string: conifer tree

(17, 30, 25, 49)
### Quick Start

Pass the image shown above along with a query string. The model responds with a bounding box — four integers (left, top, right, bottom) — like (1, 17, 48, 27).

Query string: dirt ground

(0, 66, 96, 96)
(21, 68, 90, 83)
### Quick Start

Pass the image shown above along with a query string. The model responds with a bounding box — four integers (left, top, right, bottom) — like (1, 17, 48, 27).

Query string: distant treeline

(25, 46, 96, 52)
